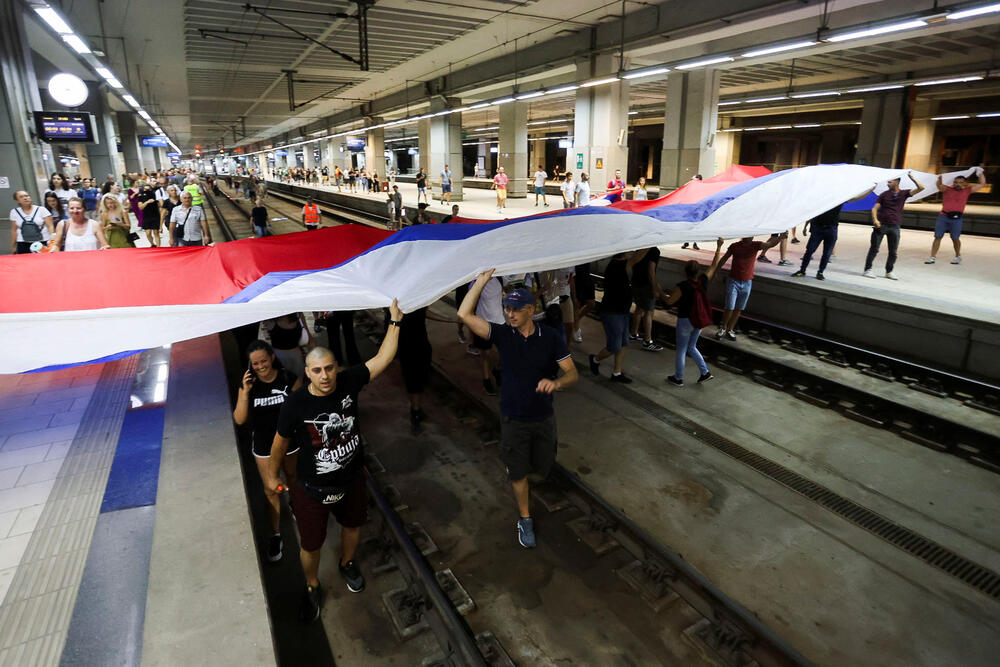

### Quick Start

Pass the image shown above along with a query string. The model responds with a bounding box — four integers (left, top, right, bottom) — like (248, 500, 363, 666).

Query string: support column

(140, 146, 156, 173)
(303, 144, 316, 170)
(117, 112, 144, 173)
(902, 99, 938, 173)
(365, 122, 385, 180)
(856, 90, 907, 167)
(659, 69, 719, 190)
(0, 0, 48, 200)
(713, 119, 741, 174)
(424, 100, 463, 201)
(498, 101, 528, 198)
(569, 55, 630, 190)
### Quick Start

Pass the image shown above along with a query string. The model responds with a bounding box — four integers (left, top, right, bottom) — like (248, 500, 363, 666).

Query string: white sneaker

(885, 272, 898, 280)
(924, 257, 936, 264)
(863, 270, 875, 278)
(573, 329, 583, 343)
(951, 256, 962, 265)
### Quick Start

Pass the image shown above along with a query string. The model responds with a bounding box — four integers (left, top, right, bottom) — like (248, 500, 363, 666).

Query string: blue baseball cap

(503, 287, 535, 309)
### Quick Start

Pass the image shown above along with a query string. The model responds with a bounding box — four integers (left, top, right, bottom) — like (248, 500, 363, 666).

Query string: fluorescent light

(138, 110, 152, 120)
(676, 56, 734, 70)
(767, 125, 792, 129)
(123, 94, 140, 107)
(622, 67, 670, 80)
(492, 97, 516, 105)
(915, 76, 983, 86)
(719, 128, 743, 132)
(743, 127, 766, 131)
(846, 84, 904, 93)
(628, 111, 638, 115)
(473, 126, 498, 131)
(545, 85, 579, 95)
(62, 34, 91, 54)
(744, 95, 787, 103)
(718, 100, 742, 106)
(931, 115, 970, 120)
(827, 19, 926, 42)
(742, 41, 815, 58)
(791, 90, 840, 98)
(515, 91, 544, 100)
(34, 7, 73, 34)
(947, 3, 1000, 19)
(794, 123, 821, 128)
(432, 110, 452, 116)
(468, 102, 490, 110)
(580, 77, 619, 87)
(977, 112, 1000, 117)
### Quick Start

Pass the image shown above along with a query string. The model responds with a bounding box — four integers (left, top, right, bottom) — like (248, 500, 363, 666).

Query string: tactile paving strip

(0, 356, 138, 665)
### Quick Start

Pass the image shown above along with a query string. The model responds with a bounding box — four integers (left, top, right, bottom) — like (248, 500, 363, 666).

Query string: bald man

(269, 300, 402, 623)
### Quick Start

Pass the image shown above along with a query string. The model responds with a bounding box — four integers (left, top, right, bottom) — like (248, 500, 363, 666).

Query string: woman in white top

(46, 173, 75, 208)
(633, 176, 648, 201)
(9, 190, 55, 254)
(53, 197, 110, 252)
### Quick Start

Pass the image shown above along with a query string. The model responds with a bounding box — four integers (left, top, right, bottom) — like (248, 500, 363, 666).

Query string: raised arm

(458, 270, 494, 339)
(849, 184, 877, 202)
(908, 171, 925, 197)
(365, 298, 402, 380)
(971, 169, 987, 193)
(705, 237, 726, 281)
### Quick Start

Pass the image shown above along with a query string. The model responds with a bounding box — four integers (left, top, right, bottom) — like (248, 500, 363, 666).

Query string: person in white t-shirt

(561, 172, 576, 208)
(530, 165, 548, 207)
(574, 173, 591, 207)
(9, 190, 55, 254)
(467, 274, 504, 396)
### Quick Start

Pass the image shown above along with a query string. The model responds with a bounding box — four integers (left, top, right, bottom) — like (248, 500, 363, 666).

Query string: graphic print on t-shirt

(303, 394, 359, 475)
(253, 386, 289, 408)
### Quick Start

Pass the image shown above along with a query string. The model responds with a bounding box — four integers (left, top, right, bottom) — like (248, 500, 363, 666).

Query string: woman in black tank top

(234, 340, 302, 562)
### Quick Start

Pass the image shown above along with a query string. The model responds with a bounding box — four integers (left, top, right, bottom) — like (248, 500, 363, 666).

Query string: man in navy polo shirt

(864, 172, 925, 280)
(459, 270, 579, 549)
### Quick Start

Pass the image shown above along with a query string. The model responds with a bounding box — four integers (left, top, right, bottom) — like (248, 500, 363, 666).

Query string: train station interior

(1, 0, 999, 665)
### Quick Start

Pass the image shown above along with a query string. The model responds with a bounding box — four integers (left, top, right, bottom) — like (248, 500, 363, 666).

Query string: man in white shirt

(574, 173, 591, 207)
(561, 172, 576, 209)
(531, 165, 548, 207)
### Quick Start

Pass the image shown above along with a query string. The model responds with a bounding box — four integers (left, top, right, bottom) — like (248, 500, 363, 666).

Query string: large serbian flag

(0, 165, 940, 373)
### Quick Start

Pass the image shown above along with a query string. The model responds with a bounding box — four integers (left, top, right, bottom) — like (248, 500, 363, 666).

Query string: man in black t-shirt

(459, 271, 578, 549)
(250, 200, 269, 237)
(792, 185, 875, 280)
(629, 246, 666, 352)
(589, 250, 649, 383)
(269, 300, 402, 622)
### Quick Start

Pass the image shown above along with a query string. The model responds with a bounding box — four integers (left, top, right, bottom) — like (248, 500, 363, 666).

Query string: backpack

(687, 276, 713, 329)
(15, 207, 44, 243)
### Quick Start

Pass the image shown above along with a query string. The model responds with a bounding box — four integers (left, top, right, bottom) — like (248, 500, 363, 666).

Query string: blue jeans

(674, 318, 708, 380)
(800, 225, 838, 273)
(724, 278, 752, 311)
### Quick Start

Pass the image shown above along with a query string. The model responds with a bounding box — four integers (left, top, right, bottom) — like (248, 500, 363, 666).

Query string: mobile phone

(246, 362, 254, 380)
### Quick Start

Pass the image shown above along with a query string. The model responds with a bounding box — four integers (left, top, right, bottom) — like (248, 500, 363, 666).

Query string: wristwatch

(389, 320, 402, 327)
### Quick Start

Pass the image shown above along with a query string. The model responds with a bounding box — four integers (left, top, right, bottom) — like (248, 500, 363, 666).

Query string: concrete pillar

(140, 146, 156, 172)
(117, 111, 144, 173)
(365, 123, 385, 180)
(303, 143, 316, 169)
(660, 69, 719, 189)
(422, 100, 463, 201)
(713, 119, 742, 174)
(498, 101, 528, 198)
(902, 99, 938, 173)
(569, 55, 630, 191)
(856, 90, 907, 167)
(477, 141, 489, 177)
(528, 138, 542, 176)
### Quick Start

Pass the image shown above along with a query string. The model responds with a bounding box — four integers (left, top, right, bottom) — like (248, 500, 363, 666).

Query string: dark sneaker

(629, 333, 642, 341)
(777, 259, 792, 266)
(299, 584, 322, 623)
(816, 272, 826, 281)
(697, 372, 714, 383)
(610, 373, 633, 384)
(725, 330, 737, 341)
(791, 237, 801, 244)
(339, 559, 366, 593)
(483, 379, 497, 396)
(588, 354, 600, 376)
(791, 270, 806, 277)
(692, 243, 701, 250)
(267, 533, 283, 562)
(666, 375, 684, 386)
(757, 255, 772, 263)
(641, 340, 663, 352)
(681, 243, 690, 249)
(715, 329, 725, 340)
(517, 517, 536, 548)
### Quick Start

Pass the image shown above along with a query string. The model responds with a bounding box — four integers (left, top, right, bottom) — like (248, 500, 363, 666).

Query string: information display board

(34, 111, 96, 143)
(141, 136, 170, 147)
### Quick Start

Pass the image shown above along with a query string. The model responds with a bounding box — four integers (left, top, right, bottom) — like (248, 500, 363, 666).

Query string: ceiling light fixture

(467, 102, 490, 110)
(33, 6, 73, 34)
(793, 123, 822, 128)
(744, 95, 788, 103)
(977, 112, 1000, 117)
(826, 19, 927, 42)
(790, 90, 840, 98)
(915, 75, 984, 86)
(515, 91, 544, 100)
(931, 115, 970, 120)
(545, 85, 579, 95)
(676, 56, 734, 70)
(580, 77, 619, 88)
(718, 100, 742, 106)
(62, 34, 91, 54)
(491, 97, 516, 105)
(947, 2, 1000, 19)
(122, 94, 140, 108)
(622, 67, 670, 80)
(846, 84, 905, 93)
(742, 41, 815, 58)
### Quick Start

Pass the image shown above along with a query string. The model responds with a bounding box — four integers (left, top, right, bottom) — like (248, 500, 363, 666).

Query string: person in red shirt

(491, 167, 509, 214)
(715, 234, 783, 341)
(926, 170, 986, 265)
(606, 169, 625, 203)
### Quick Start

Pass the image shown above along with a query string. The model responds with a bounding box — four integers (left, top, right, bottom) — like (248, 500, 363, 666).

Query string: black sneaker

(816, 272, 826, 281)
(641, 340, 663, 352)
(697, 372, 714, 383)
(483, 379, 497, 396)
(267, 533, 283, 562)
(791, 270, 806, 278)
(610, 373, 633, 384)
(339, 559, 366, 593)
(725, 330, 737, 341)
(588, 354, 600, 376)
(791, 237, 801, 244)
(666, 375, 684, 386)
(299, 584, 322, 623)
(628, 333, 642, 341)
(692, 243, 700, 250)
(757, 255, 772, 263)
(681, 243, 690, 249)
(715, 329, 725, 340)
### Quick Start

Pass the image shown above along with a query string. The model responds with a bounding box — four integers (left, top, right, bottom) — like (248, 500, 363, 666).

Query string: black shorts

(251, 430, 299, 459)
(575, 265, 595, 303)
(500, 415, 557, 481)
(472, 333, 493, 351)
(140, 216, 160, 230)
(399, 344, 432, 394)
(289, 474, 368, 551)
(632, 287, 655, 311)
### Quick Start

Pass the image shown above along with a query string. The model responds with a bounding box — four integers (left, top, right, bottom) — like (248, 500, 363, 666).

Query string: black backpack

(15, 207, 44, 243)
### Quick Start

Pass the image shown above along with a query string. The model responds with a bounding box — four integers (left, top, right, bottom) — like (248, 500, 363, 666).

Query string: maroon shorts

(289, 474, 368, 552)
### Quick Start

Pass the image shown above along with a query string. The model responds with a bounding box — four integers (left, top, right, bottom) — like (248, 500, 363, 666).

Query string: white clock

(48, 73, 88, 107)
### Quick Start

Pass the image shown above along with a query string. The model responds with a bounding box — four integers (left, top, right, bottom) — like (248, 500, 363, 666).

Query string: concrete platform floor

(414, 299, 1000, 665)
